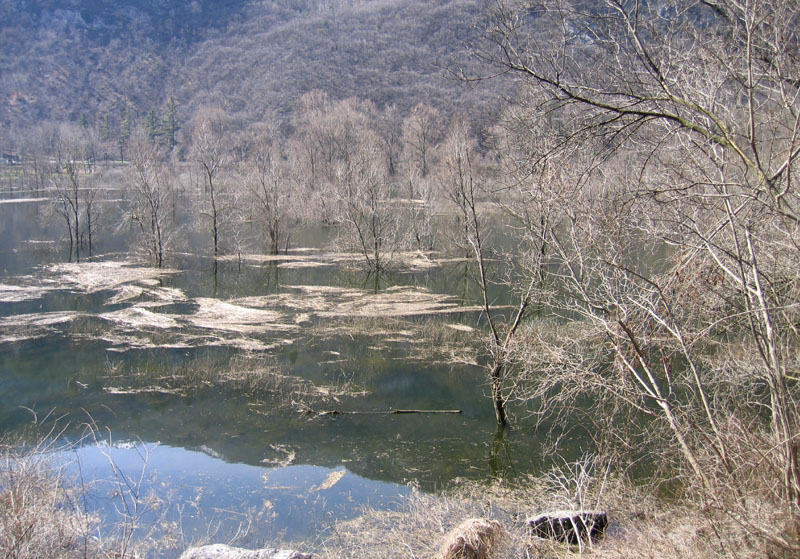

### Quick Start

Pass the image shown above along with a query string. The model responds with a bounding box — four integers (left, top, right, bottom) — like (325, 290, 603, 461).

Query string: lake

(0, 183, 584, 550)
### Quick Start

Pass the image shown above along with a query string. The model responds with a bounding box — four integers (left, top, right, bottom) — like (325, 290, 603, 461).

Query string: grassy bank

(1, 437, 783, 559)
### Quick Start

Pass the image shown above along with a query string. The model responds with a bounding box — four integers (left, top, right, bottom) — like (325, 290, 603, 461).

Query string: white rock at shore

(178, 544, 311, 559)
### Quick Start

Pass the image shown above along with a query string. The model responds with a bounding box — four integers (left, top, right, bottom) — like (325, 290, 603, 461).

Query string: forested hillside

(0, 0, 502, 136)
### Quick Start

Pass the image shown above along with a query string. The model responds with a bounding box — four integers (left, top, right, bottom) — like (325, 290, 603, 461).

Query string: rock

(178, 544, 311, 559)
(439, 518, 505, 559)
(526, 510, 607, 544)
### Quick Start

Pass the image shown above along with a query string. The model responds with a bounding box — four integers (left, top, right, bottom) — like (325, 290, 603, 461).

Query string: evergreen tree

(100, 113, 111, 141)
(119, 105, 132, 162)
(161, 96, 179, 151)
(144, 109, 160, 142)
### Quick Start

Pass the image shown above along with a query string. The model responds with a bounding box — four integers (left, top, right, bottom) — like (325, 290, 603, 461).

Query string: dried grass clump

(439, 518, 505, 559)
(315, 480, 525, 559)
(47, 260, 178, 294)
(0, 430, 189, 559)
(105, 354, 365, 412)
(0, 441, 100, 559)
(413, 319, 480, 366)
(309, 315, 480, 367)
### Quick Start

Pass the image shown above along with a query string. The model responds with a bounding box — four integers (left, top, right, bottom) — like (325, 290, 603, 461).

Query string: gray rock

(178, 544, 311, 559)
(526, 510, 607, 544)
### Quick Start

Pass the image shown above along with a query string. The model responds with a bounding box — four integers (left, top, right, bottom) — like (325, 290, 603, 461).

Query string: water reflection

(59, 441, 409, 546)
(488, 425, 517, 480)
(0, 195, 594, 549)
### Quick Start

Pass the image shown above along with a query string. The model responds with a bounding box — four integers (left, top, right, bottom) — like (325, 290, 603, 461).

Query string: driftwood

(313, 409, 462, 416)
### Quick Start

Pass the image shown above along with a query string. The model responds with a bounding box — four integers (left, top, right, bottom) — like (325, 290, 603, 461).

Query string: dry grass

(0, 283, 52, 303)
(0, 438, 100, 559)
(312, 462, 788, 559)
(1, 434, 782, 559)
(313, 478, 540, 559)
(103, 354, 366, 412)
(308, 315, 481, 368)
(237, 284, 484, 319)
(412, 319, 481, 366)
(439, 518, 506, 559)
(46, 261, 178, 293)
(0, 429, 189, 559)
(216, 250, 468, 275)
(2, 256, 484, 355)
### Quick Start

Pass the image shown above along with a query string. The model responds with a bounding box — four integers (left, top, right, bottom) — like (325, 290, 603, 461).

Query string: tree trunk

(490, 361, 508, 427)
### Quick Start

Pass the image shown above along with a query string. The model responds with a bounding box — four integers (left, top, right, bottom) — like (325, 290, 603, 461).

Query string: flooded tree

(333, 128, 398, 272)
(244, 124, 292, 255)
(50, 123, 99, 262)
(118, 105, 132, 163)
(438, 117, 545, 427)
(396, 105, 443, 253)
(20, 123, 59, 193)
(437, 118, 482, 259)
(402, 165, 436, 252)
(401, 103, 442, 179)
(126, 129, 174, 267)
(287, 94, 408, 270)
(376, 104, 403, 178)
(289, 93, 380, 225)
(190, 107, 233, 258)
(288, 90, 341, 210)
(161, 96, 180, 152)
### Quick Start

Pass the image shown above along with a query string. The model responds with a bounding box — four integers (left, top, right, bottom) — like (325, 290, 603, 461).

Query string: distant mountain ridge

(0, 0, 504, 133)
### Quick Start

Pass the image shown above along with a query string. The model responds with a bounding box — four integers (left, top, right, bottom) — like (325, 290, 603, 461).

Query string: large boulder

(526, 510, 607, 544)
(178, 544, 311, 559)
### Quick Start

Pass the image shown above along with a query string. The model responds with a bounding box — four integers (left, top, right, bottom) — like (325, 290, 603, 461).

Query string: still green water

(0, 189, 585, 548)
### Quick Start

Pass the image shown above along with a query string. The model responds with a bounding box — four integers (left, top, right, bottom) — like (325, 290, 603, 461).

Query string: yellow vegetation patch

(47, 261, 178, 293)
(188, 298, 297, 334)
(100, 307, 180, 329)
(0, 283, 51, 303)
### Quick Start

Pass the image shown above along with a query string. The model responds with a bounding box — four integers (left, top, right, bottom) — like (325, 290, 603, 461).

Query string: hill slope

(0, 0, 504, 133)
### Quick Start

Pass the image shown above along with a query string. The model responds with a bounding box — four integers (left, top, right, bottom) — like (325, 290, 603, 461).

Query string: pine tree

(144, 109, 160, 142)
(119, 105, 132, 162)
(162, 96, 179, 151)
(100, 113, 111, 141)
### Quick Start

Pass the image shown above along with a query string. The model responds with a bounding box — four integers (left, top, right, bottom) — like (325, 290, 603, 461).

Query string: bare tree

(401, 103, 442, 179)
(50, 124, 98, 262)
(376, 104, 403, 178)
(402, 165, 436, 252)
(289, 91, 330, 197)
(190, 107, 233, 258)
(126, 129, 174, 267)
(243, 124, 292, 255)
(438, 116, 547, 427)
(21, 123, 59, 193)
(333, 129, 398, 272)
(289, 93, 380, 225)
(485, 0, 800, 550)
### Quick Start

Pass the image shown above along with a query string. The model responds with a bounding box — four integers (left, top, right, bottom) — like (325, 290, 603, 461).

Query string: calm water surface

(0, 187, 585, 549)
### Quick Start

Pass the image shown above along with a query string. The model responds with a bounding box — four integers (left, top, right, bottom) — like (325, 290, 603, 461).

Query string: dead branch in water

(305, 408, 462, 417)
